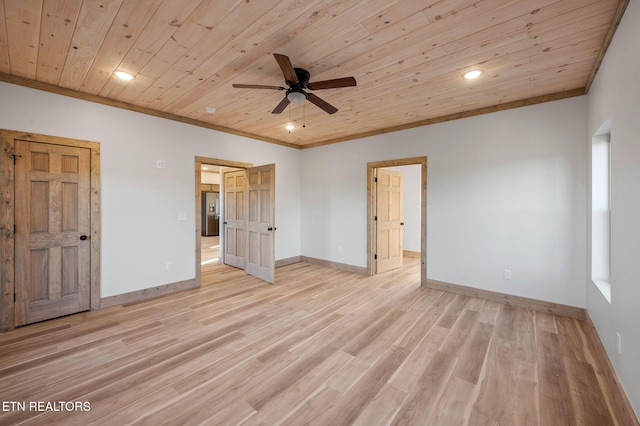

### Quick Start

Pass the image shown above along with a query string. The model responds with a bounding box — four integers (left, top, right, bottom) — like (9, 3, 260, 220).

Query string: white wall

(301, 96, 588, 308)
(0, 82, 302, 298)
(587, 0, 640, 416)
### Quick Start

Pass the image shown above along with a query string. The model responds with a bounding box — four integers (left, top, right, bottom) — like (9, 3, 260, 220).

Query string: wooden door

(222, 169, 247, 269)
(14, 141, 91, 326)
(376, 168, 403, 273)
(246, 164, 275, 283)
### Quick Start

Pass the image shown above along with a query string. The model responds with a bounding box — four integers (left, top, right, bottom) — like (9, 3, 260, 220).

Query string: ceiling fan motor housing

(292, 68, 311, 88)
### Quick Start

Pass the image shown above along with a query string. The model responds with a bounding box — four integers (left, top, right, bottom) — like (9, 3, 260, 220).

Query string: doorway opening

(367, 157, 427, 286)
(195, 157, 252, 287)
(195, 157, 277, 286)
(200, 164, 241, 267)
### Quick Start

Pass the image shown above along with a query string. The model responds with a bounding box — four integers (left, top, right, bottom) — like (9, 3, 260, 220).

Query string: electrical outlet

(616, 332, 622, 354)
(503, 269, 512, 280)
(178, 212, 187, 221)
(166, 261, 173, 271)
(338, 245, 342, 253)
(156, 160, 166, 169)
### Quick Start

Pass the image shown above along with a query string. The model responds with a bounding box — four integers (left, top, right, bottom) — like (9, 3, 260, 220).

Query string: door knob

(80, 235, 89, 241)
(268, 227, 277, 231)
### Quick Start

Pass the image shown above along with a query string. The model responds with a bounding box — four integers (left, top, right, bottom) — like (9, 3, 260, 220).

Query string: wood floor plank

(494, 303, 537, 364)
(468, 337, 539, 425)
(453, 321, 494, 385)
(537, 350, 578, 426)
(316, 345, 411, 426)
(565, 357, 619, 426)
(429, 376, 476, 425)
(0, 254, 627, 425)
(390, 350, 458, 425)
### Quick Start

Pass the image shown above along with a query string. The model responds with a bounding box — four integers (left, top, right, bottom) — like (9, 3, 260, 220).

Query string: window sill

(592, 278, 611, 303)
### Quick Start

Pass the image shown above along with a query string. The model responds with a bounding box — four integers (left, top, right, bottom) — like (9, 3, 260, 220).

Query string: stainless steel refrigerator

(202, 192, 220, 236)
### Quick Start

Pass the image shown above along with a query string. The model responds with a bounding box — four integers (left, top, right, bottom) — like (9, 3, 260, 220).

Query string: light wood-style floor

(0, 258, 624, 425)
(201, 235, 220, 266)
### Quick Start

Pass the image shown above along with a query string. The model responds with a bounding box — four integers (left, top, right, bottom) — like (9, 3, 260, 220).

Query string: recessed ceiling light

(205, 107, 216, 114)
(114, 70, 135, 81)
(463, 69, 483, 80)
(285, 123, 295, 131)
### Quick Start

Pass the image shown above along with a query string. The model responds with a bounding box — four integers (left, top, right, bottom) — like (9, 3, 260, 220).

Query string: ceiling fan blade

(307, 76, 357, 90)
(306, 93, 338, 114)
(273, 53, 298, 84)
(232, 83, 284, 90)
(272, 96, 290, 114)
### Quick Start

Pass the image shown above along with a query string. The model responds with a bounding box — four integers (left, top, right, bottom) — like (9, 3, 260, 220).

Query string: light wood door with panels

(14, 141, 91, 326)
(222, 164, 275, 283)
(222, 169, 247, 269)
(246, 164, 275, 283)
(376, 168, 403, 273)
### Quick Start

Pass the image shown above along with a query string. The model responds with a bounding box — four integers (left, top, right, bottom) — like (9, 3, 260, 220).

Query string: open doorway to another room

(195, 156, 277, 286)
(367, 157, 427, 286)
(200, 164, 222, 267)
(195, 157, 252, 287)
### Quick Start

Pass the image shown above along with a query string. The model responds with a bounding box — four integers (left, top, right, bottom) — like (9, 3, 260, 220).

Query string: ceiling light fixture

(287, 89, 306, 105)
(285, 123, 295, 131)
(205, 107, 216, 114)
(114, 70, 135, 81)
(463, 69, 483, 80)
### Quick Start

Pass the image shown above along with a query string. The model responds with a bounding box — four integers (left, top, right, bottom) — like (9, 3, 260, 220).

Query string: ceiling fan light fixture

(463, 69, 483, 80)
(114, 70, 135, 81)
(287, 90, 306, 105)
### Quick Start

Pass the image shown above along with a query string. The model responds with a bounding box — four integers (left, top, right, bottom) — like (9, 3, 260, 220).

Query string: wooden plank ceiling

(0, 0, 628, 148)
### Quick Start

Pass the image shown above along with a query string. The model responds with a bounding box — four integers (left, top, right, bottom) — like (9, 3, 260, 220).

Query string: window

(591, 126, 611, 302)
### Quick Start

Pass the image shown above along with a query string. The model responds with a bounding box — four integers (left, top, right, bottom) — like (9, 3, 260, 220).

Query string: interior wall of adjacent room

(0, 82, 302, 298)
(586, 0, 640, 416)
(301, 96, 588, 308)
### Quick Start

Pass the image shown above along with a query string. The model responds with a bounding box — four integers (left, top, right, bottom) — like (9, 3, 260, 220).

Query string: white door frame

(367, 156, 427, 286)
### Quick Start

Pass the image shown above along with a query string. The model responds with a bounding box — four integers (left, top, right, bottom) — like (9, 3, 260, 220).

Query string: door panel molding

(367, 157, 427, 286)
(0, 130, 101, 332)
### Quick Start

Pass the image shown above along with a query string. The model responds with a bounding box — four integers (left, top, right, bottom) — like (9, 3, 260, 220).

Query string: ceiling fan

(232, 53, 357, 115)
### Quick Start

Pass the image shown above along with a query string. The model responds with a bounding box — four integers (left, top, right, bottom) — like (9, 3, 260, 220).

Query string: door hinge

(14, 293, 16, 303)
(374, 177, 378, 183)
(374, 254, 377, 260)
(12, 154, 22, 165)
(374, 215, 377, 221)
(14, 224, 16, 234)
